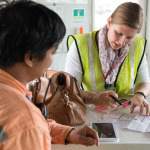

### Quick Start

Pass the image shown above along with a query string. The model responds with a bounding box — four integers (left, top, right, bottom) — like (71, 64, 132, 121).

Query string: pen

(110, 95, 122, 105)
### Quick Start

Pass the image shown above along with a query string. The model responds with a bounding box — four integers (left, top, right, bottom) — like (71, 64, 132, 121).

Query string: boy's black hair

(0, 0, 66, 67)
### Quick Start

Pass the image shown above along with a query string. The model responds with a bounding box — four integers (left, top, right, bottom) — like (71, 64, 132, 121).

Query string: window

(92, 0, 145, 37)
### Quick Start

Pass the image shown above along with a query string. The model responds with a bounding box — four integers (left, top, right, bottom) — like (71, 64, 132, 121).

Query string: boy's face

(31, 45, 57, 79)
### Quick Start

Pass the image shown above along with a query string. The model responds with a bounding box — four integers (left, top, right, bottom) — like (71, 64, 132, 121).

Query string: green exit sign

(73, 9, 84, 21)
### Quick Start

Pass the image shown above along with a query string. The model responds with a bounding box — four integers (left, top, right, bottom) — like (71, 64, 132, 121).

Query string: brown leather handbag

(28, 71, 87, 126)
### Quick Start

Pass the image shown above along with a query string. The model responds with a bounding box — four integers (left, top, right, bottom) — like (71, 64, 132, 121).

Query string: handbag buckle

(62, 90, 70, 105)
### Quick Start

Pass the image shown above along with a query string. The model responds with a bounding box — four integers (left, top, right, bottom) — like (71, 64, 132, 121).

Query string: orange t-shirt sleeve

(47, 119, 73, 144)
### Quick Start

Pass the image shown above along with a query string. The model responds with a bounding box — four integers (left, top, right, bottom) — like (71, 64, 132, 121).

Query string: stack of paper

(103, 107, 150, 133)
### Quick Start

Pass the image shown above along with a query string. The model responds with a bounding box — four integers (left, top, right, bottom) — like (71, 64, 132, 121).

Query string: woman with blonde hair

(65, 2, 150, 116)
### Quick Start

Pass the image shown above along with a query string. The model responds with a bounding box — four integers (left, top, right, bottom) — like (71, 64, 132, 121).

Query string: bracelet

(65, 128, 75, 144)
(134, 92, 146, 99)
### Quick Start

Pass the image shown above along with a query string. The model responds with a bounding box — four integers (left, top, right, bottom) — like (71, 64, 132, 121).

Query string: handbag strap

(43, 78, 51, 104)
(70, 76, 83, 99)
(34, 78, 51, 120)
(41, 78, 51, 120)
(32, 78, 41, 103)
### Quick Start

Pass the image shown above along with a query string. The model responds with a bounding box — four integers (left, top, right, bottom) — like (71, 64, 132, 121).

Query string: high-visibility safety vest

(67, 31, 146, 95)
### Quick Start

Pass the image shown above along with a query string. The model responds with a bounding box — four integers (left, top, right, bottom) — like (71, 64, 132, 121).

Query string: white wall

(33, 0, 91, 71)
(137, 0, 147, 37)
(33, 0, 150, 73)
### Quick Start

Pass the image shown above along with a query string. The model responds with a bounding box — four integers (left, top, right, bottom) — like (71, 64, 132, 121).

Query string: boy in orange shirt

(0, 0, 99, 149)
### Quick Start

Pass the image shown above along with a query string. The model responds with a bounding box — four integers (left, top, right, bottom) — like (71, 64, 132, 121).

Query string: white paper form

(127, 113, 150, 132)
(103, 110, 136, 128)
(127, 119, 148, 132)
(103, 107, 150, 132)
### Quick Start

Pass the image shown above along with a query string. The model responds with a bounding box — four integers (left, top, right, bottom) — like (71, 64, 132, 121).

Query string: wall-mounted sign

(73, 8, 84, 22)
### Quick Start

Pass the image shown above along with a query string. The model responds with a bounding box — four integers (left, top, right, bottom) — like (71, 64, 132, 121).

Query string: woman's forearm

(134, 83, 150, 97)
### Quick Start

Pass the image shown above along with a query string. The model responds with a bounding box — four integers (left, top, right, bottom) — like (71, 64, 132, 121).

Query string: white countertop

(52, 103, 150, 150)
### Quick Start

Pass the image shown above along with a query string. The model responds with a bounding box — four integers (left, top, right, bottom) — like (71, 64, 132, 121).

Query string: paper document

(103, 107, 150, 132)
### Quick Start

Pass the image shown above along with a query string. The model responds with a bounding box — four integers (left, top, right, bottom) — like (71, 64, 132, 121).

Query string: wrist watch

(134, 92, 146, 99)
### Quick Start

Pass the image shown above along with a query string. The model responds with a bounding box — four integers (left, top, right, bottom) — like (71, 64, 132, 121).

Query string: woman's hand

(130, 94, 150, 116)
(82, 90, 118, 109)
(66, 125, 99, 146)
(92, 90, 118, 109)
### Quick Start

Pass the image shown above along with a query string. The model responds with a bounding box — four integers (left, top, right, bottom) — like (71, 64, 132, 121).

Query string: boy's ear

(24, 52, 34, 67)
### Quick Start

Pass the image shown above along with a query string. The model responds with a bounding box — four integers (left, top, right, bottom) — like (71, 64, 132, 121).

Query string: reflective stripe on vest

(129, 41, 135, 94)
(85, 33, 96, 92)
